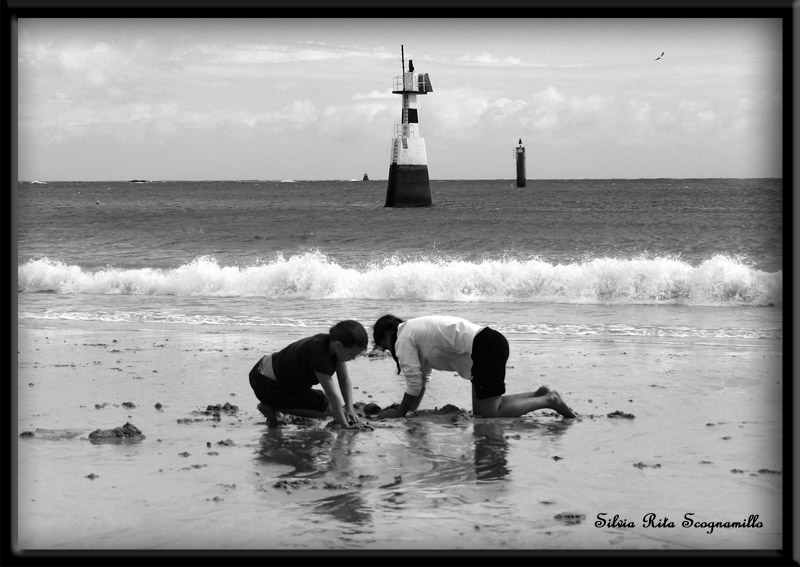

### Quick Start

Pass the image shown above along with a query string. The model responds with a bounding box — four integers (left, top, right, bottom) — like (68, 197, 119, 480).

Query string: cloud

(21, 39, 130, 88)
(424, 85, 616, 143)
(651, 99, 718, 136)
(455, 52, 524, 66)
(727, 97, 755, 137)
(352, 89, 394, 100)
(618, 96, 748, 147)
(431, 52, 585, 69)
(493, 97, 527, 113)
(239, 100, 318, 131)
(201, 44, 341, 65)
(188, 42, 395, 70)
(427, 90, 492, 137)
(515, 88, 613, 139)
(630, 100, 652, 123)
(17, 19, 782, 180)
(350, 101, 392, 122)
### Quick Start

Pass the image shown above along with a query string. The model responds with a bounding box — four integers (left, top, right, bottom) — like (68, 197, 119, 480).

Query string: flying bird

(655, 52, 664, 61)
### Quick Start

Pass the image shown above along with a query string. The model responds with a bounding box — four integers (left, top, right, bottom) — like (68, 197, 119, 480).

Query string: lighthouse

(384, 47, 434, 207)
(515, 138, 526, 187)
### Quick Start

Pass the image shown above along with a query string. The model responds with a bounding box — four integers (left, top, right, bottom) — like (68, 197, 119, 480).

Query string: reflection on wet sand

(473, 418, 574, 482)
(473, 421, 511, 481)
(256, 425, 375, 527)
(255, 426, 337, 477)
(254, 412, 576, 528)
(311, 491, 372, 526)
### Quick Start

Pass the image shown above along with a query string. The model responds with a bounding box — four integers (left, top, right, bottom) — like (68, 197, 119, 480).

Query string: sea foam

(17, 251, 782, 307)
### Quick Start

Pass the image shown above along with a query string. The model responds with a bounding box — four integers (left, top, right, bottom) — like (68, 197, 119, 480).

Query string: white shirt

(395, 315, 485, 396)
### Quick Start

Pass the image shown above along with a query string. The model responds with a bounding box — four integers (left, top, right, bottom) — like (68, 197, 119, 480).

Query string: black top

(271, 334, 337, 389)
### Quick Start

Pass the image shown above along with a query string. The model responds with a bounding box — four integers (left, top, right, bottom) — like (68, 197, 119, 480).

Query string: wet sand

(15, 318, 783, 552)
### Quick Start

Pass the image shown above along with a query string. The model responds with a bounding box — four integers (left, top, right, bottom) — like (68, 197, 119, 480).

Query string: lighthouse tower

(385, 48, 434, 207)
(515, 138, 526, 187)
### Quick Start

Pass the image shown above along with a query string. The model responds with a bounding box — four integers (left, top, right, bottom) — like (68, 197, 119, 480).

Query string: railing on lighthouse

(384, 47, 434, 208)
(392, 73, 433, 94)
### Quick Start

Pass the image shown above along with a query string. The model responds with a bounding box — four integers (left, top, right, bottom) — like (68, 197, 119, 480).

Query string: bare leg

(504, 385, 551, 399)
(473, 385, 550, 416)
(476, 390, 576, 419)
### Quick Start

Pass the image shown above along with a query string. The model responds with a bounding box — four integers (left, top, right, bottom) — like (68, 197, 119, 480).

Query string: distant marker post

(515, 138, 526, 187)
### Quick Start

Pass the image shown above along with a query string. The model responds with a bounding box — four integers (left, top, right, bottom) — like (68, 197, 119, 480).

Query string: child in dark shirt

(249, 320, 368, 427)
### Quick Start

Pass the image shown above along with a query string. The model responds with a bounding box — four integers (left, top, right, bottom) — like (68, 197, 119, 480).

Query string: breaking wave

(17, 251, 782, 307)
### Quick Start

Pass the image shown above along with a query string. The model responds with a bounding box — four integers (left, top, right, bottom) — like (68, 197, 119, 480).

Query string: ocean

(17, 178, 783, 342)
(15, 178, 786, 551)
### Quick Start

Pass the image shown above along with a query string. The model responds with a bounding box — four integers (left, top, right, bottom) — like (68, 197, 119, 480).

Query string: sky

(16, 17, 784, 181)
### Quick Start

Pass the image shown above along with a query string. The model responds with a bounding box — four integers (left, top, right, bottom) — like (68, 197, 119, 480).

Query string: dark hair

(329, 320, 368, 350)
(373, 314, 404, 373)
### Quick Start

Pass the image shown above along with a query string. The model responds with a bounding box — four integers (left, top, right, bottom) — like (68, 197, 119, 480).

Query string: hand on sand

(345, 409, 360, 426)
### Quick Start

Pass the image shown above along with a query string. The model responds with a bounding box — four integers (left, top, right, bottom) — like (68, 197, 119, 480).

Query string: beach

(16, 311, 783, 552)
(14, 177, 784, 554)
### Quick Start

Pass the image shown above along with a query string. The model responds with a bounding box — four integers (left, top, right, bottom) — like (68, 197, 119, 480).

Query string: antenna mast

(401, 45, 405, 73)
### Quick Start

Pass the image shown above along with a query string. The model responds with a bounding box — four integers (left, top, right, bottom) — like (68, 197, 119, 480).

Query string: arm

(379, 336, 429, 419)
(394, 385, 426, 417)
(379, 377, 428, 419)
(335, 361, 359, 424)
(316, 372, 351, 427)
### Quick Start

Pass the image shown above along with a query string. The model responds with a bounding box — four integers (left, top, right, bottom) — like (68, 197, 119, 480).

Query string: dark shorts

(248, 361, 328, 413)
(471, 327, 509, 400)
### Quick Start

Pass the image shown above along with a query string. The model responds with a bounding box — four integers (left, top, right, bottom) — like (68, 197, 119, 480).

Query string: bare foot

(257, 403, 285, 426)
(533, 385, 551, 397)
(546, 391, 577, 418)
